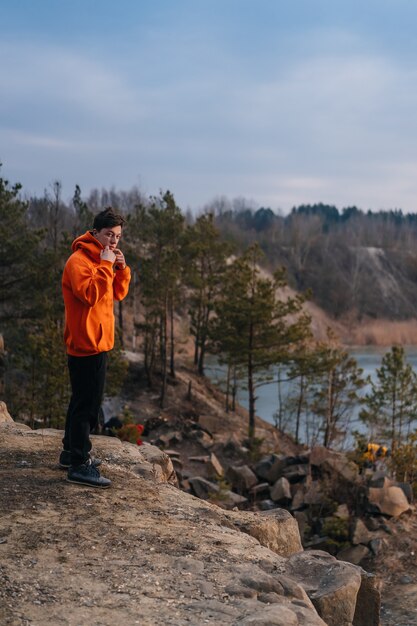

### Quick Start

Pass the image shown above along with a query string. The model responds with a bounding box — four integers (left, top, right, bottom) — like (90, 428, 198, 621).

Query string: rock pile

(166, 443, 413, 567)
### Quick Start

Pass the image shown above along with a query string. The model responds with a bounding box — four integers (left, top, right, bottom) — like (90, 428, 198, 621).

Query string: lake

(204, 346, 417, 448)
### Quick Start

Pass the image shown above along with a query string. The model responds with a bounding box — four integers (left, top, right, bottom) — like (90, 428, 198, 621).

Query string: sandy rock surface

(4, 416, 416, 625)
(0, 422, 327, 626)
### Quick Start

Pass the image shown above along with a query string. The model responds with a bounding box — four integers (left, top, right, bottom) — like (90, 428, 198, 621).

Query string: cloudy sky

(2, 0, 417, 213)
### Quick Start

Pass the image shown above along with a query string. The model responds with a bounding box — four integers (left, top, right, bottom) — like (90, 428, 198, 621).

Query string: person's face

(93, 225, 122, 251)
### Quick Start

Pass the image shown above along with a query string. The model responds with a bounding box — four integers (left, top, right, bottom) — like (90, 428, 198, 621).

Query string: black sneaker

(59, 450, 102, 469)
(67, 460, 111, 488)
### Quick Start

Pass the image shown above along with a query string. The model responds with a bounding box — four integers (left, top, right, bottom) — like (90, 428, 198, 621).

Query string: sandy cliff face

(300, 296, 417, 347)
(0, 417, 380, 626)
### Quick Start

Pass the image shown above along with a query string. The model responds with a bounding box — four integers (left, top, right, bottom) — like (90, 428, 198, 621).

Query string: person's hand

(100, 245, 116, 264)
(114, 248, 126, 269)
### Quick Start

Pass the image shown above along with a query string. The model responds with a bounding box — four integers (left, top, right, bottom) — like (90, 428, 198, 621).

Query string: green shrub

(322, 516, 350, 545)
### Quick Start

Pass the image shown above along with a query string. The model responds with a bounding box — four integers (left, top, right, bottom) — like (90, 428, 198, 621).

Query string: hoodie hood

(71, 231, 103, 262)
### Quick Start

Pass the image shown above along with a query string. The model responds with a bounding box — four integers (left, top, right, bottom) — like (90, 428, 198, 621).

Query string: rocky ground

(1, 412, 387, 626)
(125, 362, 417, 626)
(369, 512, 417, 626)
(1, 358, 416, 625)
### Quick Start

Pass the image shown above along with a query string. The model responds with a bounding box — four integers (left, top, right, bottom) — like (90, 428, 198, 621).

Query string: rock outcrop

(284, 551, 380, 626)
(0, 414, 381, 626)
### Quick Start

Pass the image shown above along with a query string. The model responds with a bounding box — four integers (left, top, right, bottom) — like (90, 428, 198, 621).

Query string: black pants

(62, 352, 107, 466)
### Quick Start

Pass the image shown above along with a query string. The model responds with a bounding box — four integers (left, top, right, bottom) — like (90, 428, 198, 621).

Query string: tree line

(1, 171, 416, 460)
(210, 199, 417, 321)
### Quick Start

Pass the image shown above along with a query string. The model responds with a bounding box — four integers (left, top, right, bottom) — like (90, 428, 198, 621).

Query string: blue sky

(2, 0, 417, 213)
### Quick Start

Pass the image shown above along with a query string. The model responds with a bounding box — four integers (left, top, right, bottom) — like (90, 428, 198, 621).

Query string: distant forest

(209, 199, 417, 321)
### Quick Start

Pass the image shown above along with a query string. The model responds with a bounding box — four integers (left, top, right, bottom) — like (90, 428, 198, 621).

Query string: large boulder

(207, 452, 224, 478)
(351, 518, 373, 546)
(311, 446, 359, 484)
(270, 477, 292, 503)
(337, 545, 371, 566)
(353, 570, 381, 626)
(284, 550, 366, 626)
(225, 563, 326, 626)
(155, 429, 183, 447)
(368, 485, 411, 517)
(133, 441, 179, 486)
(254, 454, 312, 485)
(282, 463, 310, 483)
(0, 401, 13, 423)
(249, 482, 270, 496)
(225, 507, 303, 557)
(309, 446, 332, 467)
(189, 476, 248, 509)
(254, 454, 287, 483)
(226, 464, 258, 491)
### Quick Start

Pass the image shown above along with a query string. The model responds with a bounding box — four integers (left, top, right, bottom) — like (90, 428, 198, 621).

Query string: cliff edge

(0, 409, 380, 626)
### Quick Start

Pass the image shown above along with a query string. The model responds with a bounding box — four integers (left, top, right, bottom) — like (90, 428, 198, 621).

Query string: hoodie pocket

(96, 323, 103, 348)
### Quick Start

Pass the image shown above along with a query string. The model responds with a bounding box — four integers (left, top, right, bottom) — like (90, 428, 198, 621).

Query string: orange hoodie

(62, 231, 131, 356)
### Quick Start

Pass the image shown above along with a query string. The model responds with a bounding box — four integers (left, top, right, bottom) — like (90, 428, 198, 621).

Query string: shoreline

(316, 316, 417, 347)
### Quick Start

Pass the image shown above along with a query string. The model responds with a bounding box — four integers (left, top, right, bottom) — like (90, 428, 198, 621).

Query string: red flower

(116, 422, 144, 445)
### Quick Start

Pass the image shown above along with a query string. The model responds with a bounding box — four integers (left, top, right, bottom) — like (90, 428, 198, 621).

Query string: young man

(60, 207, 131, 487)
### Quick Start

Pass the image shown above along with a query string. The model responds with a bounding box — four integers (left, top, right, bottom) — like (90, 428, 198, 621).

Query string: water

(204, 347, 417, 447)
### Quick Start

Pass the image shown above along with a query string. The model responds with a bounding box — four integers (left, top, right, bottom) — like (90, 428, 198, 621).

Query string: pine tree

(279, 343, 320, 444)
(360, 345, 417, 450)
(0, 170, 42, 326)
(129, 192, 185, 405)
(307, 335, 366, 448)
(272, 332, 365, 448)
(72, 184, 94, 236)
(211, 244, 312, 443)
(0, 170, 45, 403)
(24, 319, 69, 428)
(182, 213, 229, 374)
(0, 169, 80, 422)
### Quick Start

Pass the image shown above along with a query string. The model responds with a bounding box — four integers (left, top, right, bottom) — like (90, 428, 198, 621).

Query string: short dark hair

(93, 207, 125, 231)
